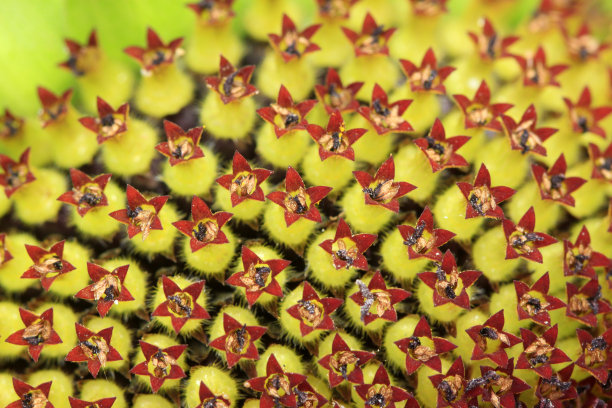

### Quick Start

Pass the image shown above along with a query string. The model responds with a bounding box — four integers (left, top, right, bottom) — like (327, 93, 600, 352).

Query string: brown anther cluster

(410, 224, 436, 254)
(477, 327, 510, 352)
(435, 265, 459, 300)
(540, 172, 566, 199)
(240, 264, 271, 292)
(319, 0, 350, 17)
(595, 156, 612, 180)
(80, 336, 110, 365)
(584, 337, 607, 366)
(193, 220, 219, 242)
(265, 374, 291, 398)
(330, 350, 358, 377)
(319, 129, 348, 154)
(33, 256, 63, 278)
(99, 114, 124, 139)
(271, 103, 300, 129)
(6, 163, 30, 189)
(333, 239, 359, 268)
(222, 72, 248, 99)
(467, 105, 491, 126)
(230, 173, 257, 197)
(202, 397, 230, 408)
(365, 384, 393, 408)
(0, 112, 23, 138)
(510, 229, 542, 255)
(73, 184, 104, 208)
(357, 29, 385, 55)
(370, 103, 404, 129)
(127, 206, 156, 240)
(540, 376, 572, 400)
(565, 245, 592, 274)
(284, 188, 309, 214)
(469, 185, 495, 216)
(411, 341, 437, 362)
(363, 180, 398, 203)
(568, 34, 601, 60)
(328, 86, 353, 111)
(22, 319, 52, 346)
(297, 300, 323, 327)
(439, 375, 463, 403)
(225, 325, 249, 354)
(510, 119, 540, 153)
(356, 280, 392, 321)
(282, 31, 311, 58)
(21, 389, 48, 408)
(569, 293, 592, 316)
(169, 138, 194, 160)
(525, 337, 554, 363)
(92, 274, 121, 301)
(150, 350, 177, 378)
(424, 137, 452, 166)
(294, 387, 318, 408)
(167, 292, 193, 318)
(519, 293, 549, 316)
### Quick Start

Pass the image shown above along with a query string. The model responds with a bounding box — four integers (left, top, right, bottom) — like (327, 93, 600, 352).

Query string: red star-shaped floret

(268, 14, 321, 62)
(563, 226, 609, 279)
(349, 271, 410, 325)
(267, 167, 332, 227)
(353, 155, 416, 212)
(357, 84, 412, 134)
(399, 48, 456, 94)
(109, 185, 169, 240)
(292, 379, 328, 408)
(429, 357, 482, 408)
(566, 279, 611, 327)
(21, 240, 75, 291)
(306, 110, 367, 161)
(513, 46, 568, 88)
(5, 308, 62, 362)
(468, 18, 518, 61)
(502, 207, 557, 263)
(68, 396, 115, 408)
(6, 378, 53, 408)
(208, 313, 267, 367)
(226, 246, 290, 306)
(59, 30, 99, 76)
(398, 206, 455, 261)
(0, 148, 35, 197)
(0, 109, 24, 139)
(75, 263, 135, 318)
(286, 281, 342, 336)
(465, 310, 522, 367)
(355, 364, 419, 408)
(418, 250, 482, 310)
(531, 154, 586, 207)
(514, 272, 565, 326)
(172, 195, 233, 252)
(501, 104, 557, 156)
(244, 354, 307, 408)
(516, 325, 572, 378)
(151, 276, 210, 333)
(588, 142, 612, 182)
(564, 88, 612, 139)
(216, 151, 273, 207)
(155, 120, 204, 166)
(476, 359, 531, 408)
(395, 315, 457, 375)
(341, 13, 396, 56)
(314, 68, 363, 114)
(414, 119, 470, 173)
(534, 364, 577, 408)
(187, 0, 235, 24)
(576, 327, 612, 384)
(0, 233, 13, 265)
(65, 323, 123, 378)
(37, 87, 72, 128)
(457, 163, 515, 219)
(318, 333, 376, 387)
(124, 28, 183, 74)
(57, 169, 111, 217)
(79, 97, 129, 144)
(205, 55, 258, 104)
(130, 341, 187, 393)
(319, 218, 377, 270)
(563, 22, 609, 62)
(257, 85, 317, 138)
(453, 81, 513, 132)
(195, 381, 232, 408)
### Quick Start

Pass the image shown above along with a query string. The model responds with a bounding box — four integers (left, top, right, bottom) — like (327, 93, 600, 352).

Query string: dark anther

(469, 194, 485, 216)
(435, 265, 445, 281)
(372, 99, 390, 116)
(297, 300, 316, 315)
(223, 71, 238, 96)
(22, 393, 34, 408)
(512, 232, 544, 248)
(529, 354, 549, 366)
(285, 42, 301, 57)
(168, 294, 192, 317)
(79, 192, 102, 206)
(67, 55, 84, 76)
(370, 25, 384, 42)
(479, 327, 498, 340)
(486, 34, 497, 58)
(254, 266, 271, 287)
(365, 393, 386, 407)
(407, 336, 421, 349)
(577, 116, 589, 133)
(335, 250, 354, 268)
(541, 376, 571, 392)
(587, 286, 602, 314)
(152, 50, 166, 66)
(426, 136, 445, 155)
(104, 285, 116, 301)
(235, 324, 247, 352)
(526, 297, 542, 313)
(589, 336, 607, 350)
(600, 157, 612, 171)
(52, 261, 63, 270)
(270, 375, 280, 390)
(530, 69, 539, 84)
(101, 114, 115, 127)
(4, 119, 18, 136)
(572, 253, 589, 272)
(519, 129, 530, 154)
(81, 340, 100, 355)
(203, 399, 218, 408)
(579, 46, 589, 60)
(193, 223, 209, 242)
(329, 83, 339, 98)
(423, 69, 438, 90)
(330, 132, 341, 152)
(403, 221, 425, 247)
(466, 376, 487, 392)
(284, 113, 299, 128)
(535, 398, 554, 408)
(198, 0, 213, 9)
(289, 195, 307, 214)
(438, 380, 457, 402)
(127, 206, 142, 219)
(172, 145, 183, 159)
(24, 336, 44, 346)
(445, 285, 456, 300)
(549, 174, 565, 190)
(294, 387, 309, 407)
(339, 363, 348, 380)
(363, 183, 384, 201)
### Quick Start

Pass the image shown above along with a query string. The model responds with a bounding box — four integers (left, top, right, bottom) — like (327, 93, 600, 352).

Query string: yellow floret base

(341, 183, 395, 234)
(130, 203, 180, 256)
(0, 233, 38, 293)
(380, 227, 431, 283)
(473, 226, 523, 283)
(132, 333, 188, 392)
(182, 228, 238, 280)
(101, 118, 158, 176)
(306, 228, 358, 290)
(161, 146, 219, 197)
(256, 125, 311, 169)
(134, 64, 194, 118)
(255, 344, 305, 377)
(28, 369, 73, 408)
(433, 186, 483, 242)
(383, 315, 420, 372)
(70, 181, 123, 239)
(201, 93, 256, 140)
(184, 366, 239, 408)
(256, 51, 316, 102)
(185, 22, 244, 75)
(85, 316, 131, 371)
(13, 167, 66, 226)
(48, 240, 92, 298)
(35, 302, 77, 360)
(263, 202, 317, 247)
(301, 145, 355, 192)
(80, 380, 127, 408)
(101, 257, 147, 316)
